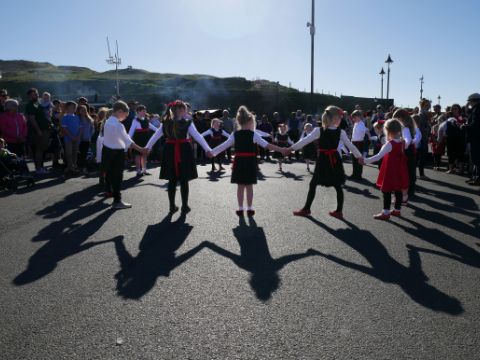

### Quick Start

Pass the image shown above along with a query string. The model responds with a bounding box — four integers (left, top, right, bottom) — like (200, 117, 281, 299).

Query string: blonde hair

(210, 118, 222, 128)
(384, 119, 402, 137)
(235, 105, 255, 128)
(321, 105, 342, 129)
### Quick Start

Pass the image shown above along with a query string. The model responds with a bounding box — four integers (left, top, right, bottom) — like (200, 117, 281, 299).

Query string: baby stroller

(0, 157, 35, 191)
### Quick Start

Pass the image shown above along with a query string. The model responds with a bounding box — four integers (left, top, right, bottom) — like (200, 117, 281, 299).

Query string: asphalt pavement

(1, 159, 479, 359)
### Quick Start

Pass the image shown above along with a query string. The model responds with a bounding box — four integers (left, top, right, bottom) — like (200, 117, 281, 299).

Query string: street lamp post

(385, 54, 393, 99)
(419, 75, 424, 100)
(437, 95, 441, 105)
(379, 67, 385, 99)
(307, 0, 315, 113)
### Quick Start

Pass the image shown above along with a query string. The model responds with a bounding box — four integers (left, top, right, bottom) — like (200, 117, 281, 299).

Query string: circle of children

(0, 87, 479, 218)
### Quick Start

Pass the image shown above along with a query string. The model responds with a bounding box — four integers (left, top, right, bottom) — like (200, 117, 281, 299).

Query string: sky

(2, 0, 479, 108)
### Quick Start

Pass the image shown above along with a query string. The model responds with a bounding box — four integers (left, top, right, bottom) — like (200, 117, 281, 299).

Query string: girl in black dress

(288, 106, 363, 219)
(128, 105, 158, 177)
(273, 123, 293, 172)
(210, 106, 286, 217)
(146, 100, 213, 213)
(201, 118, 230, 172)
(300, 123, 317, 172)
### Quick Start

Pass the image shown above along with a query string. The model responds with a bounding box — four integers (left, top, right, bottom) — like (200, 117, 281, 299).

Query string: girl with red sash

(289, 106, 363, 220)
(364, 119, 409, 220)
(210, 106, 287, 217)
(146, 100, 213, 213)
(201, 118, 230, 172)
(273, 123, 293, 172)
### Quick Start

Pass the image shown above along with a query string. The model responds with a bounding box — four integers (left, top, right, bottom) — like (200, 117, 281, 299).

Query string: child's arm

(96, 135, 103, 163)
(149, 122, 159, 131)
(290, 127, 320, 151)
(287, 137, 294, 146)
(402, 127, 413, 148)
(128, 120, 137, 138)
(200, 129, 212, 137)
(255, 129, 271, 138)
(364, 142, 392, 164)
(221, 130, 231, 138)
(413, 128, 422, 148)
(211, 133, 235, 157)
(253, 132, 286, 154)
(188, 123, 213, 153)
(340, 130, 362, 159)
(145, 125, 164, 150)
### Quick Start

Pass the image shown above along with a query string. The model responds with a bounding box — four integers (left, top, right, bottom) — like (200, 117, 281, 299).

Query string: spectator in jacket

(0, 99, 28, 157)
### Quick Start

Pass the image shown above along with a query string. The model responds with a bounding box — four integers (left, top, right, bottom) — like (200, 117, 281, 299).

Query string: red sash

(166, 138, 191, 176)
(318, 148, 338, 167)
(233, 152, 256, 169)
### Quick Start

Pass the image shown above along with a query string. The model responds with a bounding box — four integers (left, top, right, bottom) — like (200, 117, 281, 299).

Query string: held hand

(358, 157, 365, 166)
(206, 151, 214, 159)
(141, 147, 149, 156)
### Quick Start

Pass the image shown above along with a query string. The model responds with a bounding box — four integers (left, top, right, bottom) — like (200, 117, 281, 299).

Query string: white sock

(382, 209, 391, 215)
(238, 206, 244, 211)
(247, 206, 253, 211)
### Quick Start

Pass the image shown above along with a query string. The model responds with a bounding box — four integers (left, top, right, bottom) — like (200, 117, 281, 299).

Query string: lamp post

(419, 75, 424, 100)
(437, 95, 441, 105)
(307, 0, 315, 113)
(379, 67, 385, 99)
(385, 54, 393, 99)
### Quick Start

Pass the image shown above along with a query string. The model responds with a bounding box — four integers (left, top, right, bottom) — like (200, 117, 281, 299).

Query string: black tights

(303, 179, 344, 212)
(167, 180, 189, 209)
(383, 191, 402, 211)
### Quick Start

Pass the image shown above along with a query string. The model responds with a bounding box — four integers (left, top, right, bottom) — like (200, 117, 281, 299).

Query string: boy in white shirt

(350, 110, 370, 180)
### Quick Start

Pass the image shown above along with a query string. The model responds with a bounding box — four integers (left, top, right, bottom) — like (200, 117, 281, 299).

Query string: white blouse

(364, 139, 402, 164)
(145, 122, 212, 153)
(291, 127, 362, 158)
(102, 116, 134, 150)
(211, 130, 269, 157)
(128, 118, 159, 138)
(201, 129, 231, 138)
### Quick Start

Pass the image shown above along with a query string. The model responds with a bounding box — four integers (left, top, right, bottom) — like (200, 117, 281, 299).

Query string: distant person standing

(417, 99, 432, 179)
(25, 88, 52, 175)
(0, 99, 27, 157)
(372, 105, 385, 124)
(288, 110, 302, 160)
(61, 101, 82, 175)
(464, 93, 480, 186)
(221, 110, 234, 161)
(0, 89, 8, 113)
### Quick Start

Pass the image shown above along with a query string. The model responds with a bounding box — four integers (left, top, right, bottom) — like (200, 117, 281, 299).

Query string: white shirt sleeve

(414, 128, 422, 148)
(149, 123, 159, 131)
(255, 129, 271, 138)
(340, 130, 362, 158)
(201, 129, 213, 137)
(222, 130, 230, 137)
(119, 123, 134, 149)
(364, 142, 392, 164)
(128, 119, 138, 139)
(288, 137, 294, 145)
(291, 127, 320, 151)
(253, 131, 269, 148)
(211, 133, 235, 157)
(96, 135, 103, 163)
(145, 125, 164, 149)
(189, 123, 212, 152)
(402, 127, 413, 148)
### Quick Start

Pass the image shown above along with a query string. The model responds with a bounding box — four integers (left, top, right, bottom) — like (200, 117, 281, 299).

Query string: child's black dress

(231, 130, 258, 185)
(273, 133, 290, 159)
(301, 131, 317, 160)
(132, 118, 153, 156)
(312, 128, 345, 187)
(161, 119, 198, 181)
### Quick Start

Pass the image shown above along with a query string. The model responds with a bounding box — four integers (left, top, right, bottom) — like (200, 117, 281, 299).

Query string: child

(146, 100, 213, 214)
(363, 119, 409, 220)
(350, 110, 370, 180)
(201, 118, 230, 172)
(393, 108, 417, 201)
(128, 105, 158, 177)
(431, 120, 446, 171)
(209, 106, 287, 216)
(61, 101, 83, 175)
(273, 123, 293, 172)
(289, 105, 363, 219)
(102, 101, 147, 209)
(78, 104, 94, 174)
(300, 123, 316, 172)
(371, 121, 386, 168)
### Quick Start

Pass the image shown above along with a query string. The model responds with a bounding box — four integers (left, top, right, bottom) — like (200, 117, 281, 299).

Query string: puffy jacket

(0, 112, 28, 144)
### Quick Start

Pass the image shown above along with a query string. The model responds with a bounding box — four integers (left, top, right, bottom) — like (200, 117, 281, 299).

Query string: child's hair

(113, 100, 129, 113)
(236, 105, 255, 127)
(393, 108, 416, 137)
(351, 110, 363, 118)
(210, 118, 222, 127)
(384, 119, 402, 137)
(373, 121, 384, 131)
(321, 105, 343, 129)
(42, 92, 51, 98)
(304, 122, 313, 131)
(278, 123, 288, 131)
(97, 107, 108, 120)
(0, 137, 5, 145)
(78, 104, 94, 123)
(106, 108, 114, 118)
(165, 100, 187, 121)
(136, 104, 146, 113)
(65, 101, 77, 111)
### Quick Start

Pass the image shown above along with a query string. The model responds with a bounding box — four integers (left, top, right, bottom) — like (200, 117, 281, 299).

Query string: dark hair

(52, 99, 60, 105)
(65, 101, 77, 108)
(113, 100, 129, 113)
(136, 104, 147, 113)
(27, 88, 38, 96)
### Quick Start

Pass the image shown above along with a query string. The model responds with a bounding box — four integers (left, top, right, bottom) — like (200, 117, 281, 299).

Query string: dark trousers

(405, 148, 416, 196)
(433, 154, 442, 168)
(352, 141, 364, 178)
(78, 141, 91, 169)
(303, 179, 344, 212)
(101, 146, 124, 203)
(417, 142, 428, 177)
(383, 191, 402, 211)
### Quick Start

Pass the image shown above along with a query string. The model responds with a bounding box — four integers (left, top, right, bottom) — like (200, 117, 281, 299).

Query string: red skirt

(376, 143, 409, 192)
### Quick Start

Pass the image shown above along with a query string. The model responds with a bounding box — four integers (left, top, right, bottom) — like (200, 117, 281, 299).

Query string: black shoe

(468, 180, 480, 186)
(169, 205, 179, 213)
(181, 206, 191, 214)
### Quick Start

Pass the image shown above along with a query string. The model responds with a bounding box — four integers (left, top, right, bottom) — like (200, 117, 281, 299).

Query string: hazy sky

(2, 0, 479, 107)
